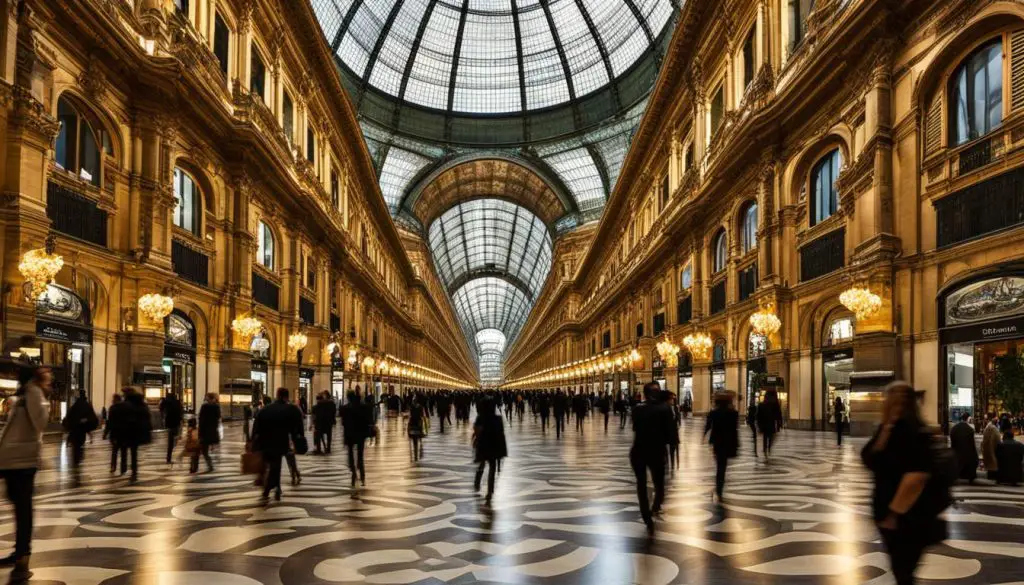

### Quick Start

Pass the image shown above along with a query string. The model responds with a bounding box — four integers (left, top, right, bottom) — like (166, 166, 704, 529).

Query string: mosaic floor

(0, 410, 1020, 584)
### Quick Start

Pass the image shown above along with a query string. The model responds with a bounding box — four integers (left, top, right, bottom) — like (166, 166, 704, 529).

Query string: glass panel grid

(544, 148, 605, 211)
(378, 147, 433, 211)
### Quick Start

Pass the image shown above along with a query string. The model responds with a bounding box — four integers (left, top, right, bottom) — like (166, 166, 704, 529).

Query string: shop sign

(940, 315, 1024, 345)
(761, 375, 784, 387)
(299, 367, 315, 379)
(250, 360, 268, 373)
(133, 370, 168, 385)
(164, 347, 195, 363)
(36, 320, 92, 344)
(823, 348, 853, 361)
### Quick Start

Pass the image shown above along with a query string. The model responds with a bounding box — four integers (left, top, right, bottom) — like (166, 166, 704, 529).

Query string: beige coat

(982, 421, 1002, 471)
(0, 382, 49, 470)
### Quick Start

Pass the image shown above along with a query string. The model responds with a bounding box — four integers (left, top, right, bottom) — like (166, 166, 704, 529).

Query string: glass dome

(313, 0, 674, 115)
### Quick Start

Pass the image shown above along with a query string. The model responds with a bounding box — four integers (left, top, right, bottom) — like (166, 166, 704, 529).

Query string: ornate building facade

(0, 0, 475, 420)
(504, 0, 1024, 433)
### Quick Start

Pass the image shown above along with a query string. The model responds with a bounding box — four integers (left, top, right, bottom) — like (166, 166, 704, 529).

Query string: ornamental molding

(77, 55, 110, 102)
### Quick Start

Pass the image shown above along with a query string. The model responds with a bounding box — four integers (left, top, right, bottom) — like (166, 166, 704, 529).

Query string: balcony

(252, 271, 280, 310)
(172, 239, 209, 287)
(935, 165, 1024, 247)
(710, 280, 727, 315)
(46, 180, 108, 248)
(800, 227, 845, 282)
(739, 263, 758, 301)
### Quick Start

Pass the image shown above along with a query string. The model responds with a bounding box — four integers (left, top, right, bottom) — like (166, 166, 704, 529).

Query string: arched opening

(164, 309, 198, 413)
(34, 283, 94, 423)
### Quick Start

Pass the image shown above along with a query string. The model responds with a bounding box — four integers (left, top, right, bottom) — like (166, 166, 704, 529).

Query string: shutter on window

(924, 93, 942, 158)
(1012, 29, 1024, 111)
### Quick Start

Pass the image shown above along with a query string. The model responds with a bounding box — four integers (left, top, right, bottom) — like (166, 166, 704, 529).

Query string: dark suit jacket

(252, 400, 303, 456)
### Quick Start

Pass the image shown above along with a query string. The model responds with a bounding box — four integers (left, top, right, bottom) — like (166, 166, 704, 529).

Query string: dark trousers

(474, 458, 497, 496)
(243, 420, 250, 442)
(880, 529, 928, 585)
(285, 451, 299, 482)
(620, 411, 628, 429)
(411, 436, 421, 461)
(166, 426, 180, 463)
(69, 437, 85, 481)
(120, 445, 138, 479)
(262, 453, 283, 497)
(836, 421, 843, 446)
(575, 412, 585, 432)
(669, 443, 679, 470)
(630, 451, 665, 525)
(555, 413, 565, 437)
(313, 430, 323, 452)
(603, 412, 610, 431)
(749, 426, 758, 455)
(347, 441, 365, 484)
(762, 431, 776, 455)
(324, 427, 333, 453)
(109, 441, 118, 471)
(0, 469, 36, 557)
(540, 413, 549, 432)
(714, 453, 730, 498)
(200, 443, 214, 471)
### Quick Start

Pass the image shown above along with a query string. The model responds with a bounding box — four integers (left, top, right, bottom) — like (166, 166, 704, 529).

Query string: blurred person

(861, 382, 949, 585)
(119, 387, 152, 483)
(197, 393, 221, 473)
(631, 382, 676, 533)
(756, 391, 783, 458)
(745, 401, 758, 457)
(159, 391, 184, 464)
(834, 395, 846, 446)
(473, 398, 507, 505)
(704, 391, 739, 503)
(62, 389, 98, 487)
(982, 414, 1001, 480)
(105, 393, 124, 473)
(252, 387, 304, 502)
(948, 413, 978, 483)
(341, 391, 372, 488)
(408, 396, 427, 461)
(995, 428, 1023, 486)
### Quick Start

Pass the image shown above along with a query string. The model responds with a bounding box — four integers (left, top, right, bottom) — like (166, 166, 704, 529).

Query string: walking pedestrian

(0, 365, 50, 578)
(473, 398, 507, 505)
(553, 390, 568, 438)
(118, 387, 152, 483)
(757, 391, 783, 457)
(341, 391, 371, 488)
(834, 395, 847, 446)
(630, 382, 676, 533)
(598, 392, 611, 432)
(62, 389, 98, 487)
(982, 414, 1001, 479)
(105, 394, 124, 473)
(704, 391, 739, 503)
(746, 401, 758, 457)
(197, 393, 221, 473)
(537, 391, 551, 433)
(408, 396, 426, 461)
(572, 391, 588, 434)
(242, 403, 253, 442)
(616, 393, 628, 429)
(861, 382, 949, 585)
(949, 413, 978, 483)
(252, 387, 304, 503)
(159, 392, 184, 464)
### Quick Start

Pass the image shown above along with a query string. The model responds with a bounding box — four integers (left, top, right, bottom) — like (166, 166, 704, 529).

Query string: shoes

(274, 489, 282, 501)
(0, 552, 21, 567)
(360, 478, 366, 487)
(644, 519, 655, 536)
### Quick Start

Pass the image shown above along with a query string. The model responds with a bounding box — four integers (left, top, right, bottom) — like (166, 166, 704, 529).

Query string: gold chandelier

(628, 348, 642, 368)
(683, 330, 713, 361)
(231, 310, 263, 341)
(19, 236, 64, 300)
(749, 302, 782, 337)
(287, 331, 308, 354)
(138, 292, 175, 322)
(839, 286, 882, 320)
(655, 334, 681, 368)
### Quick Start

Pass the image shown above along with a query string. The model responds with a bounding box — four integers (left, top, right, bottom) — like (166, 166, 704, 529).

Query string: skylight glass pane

(519, 4, 571, 109)
(545, 148, 606, 211)
(608, 18, 650, 76)
(338, 0, 396, 75)
(645, 0, 673, 35)
(378, 147, 432, 211)
(404, 4, 461, 110)
(368, 0, 430, 97)
(549, 0, 609, 97)
(310, 0, 344, 42)
(453, 3, 521, 113)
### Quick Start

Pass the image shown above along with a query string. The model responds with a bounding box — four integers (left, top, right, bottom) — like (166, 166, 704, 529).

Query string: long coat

(198, 402, 221, 445)
(473, 413, 508, 462)
(949, 421, 978, 481)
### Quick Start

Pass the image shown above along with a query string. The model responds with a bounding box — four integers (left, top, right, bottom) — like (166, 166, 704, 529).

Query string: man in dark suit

(553, 390, 569, 439)
(159, 392, 184, 464)
(949, 413, 978, 483)
(630, 381, 677, 533)
(252, 387, 304, 502)
(705, 392, 739, 502)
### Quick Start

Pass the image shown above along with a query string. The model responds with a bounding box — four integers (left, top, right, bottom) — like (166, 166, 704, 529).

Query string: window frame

(712, 229, 728, 274)
(54, 95, 106, 188)
(742, 26, 756, 91)
(172, 166, 202, 236)
(213, 11, 230, 76)
(948, 37, 1004, 147)
(250, 45, 267, 102)
(741, 202, 758, 254)
(257, 220, 275, 270)
(283, 91, 294, 144)
(709, 82, 725, 138)
(809, 148, 842, 226)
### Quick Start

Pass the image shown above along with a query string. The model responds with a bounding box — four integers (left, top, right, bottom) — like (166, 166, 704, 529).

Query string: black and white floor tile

(0, 412, 1021, 584)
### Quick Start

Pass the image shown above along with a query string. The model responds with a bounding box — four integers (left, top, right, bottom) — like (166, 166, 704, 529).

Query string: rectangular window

(710, 84, 725, 137)
(684, 142, 694, 171)
(283, 92, 294, 144)
(789, 0, 812, 52)
(710, 280, 727, 315)
(677, 296, 692, 325)
(661, 174, 669, 207)
(602, 330, 611, 349)
(213, 13, 230, 75)
(739, 263, 758, 301)
(250, 47, 266, 101)
(800, 228, 845, 281)
(331, 169, 340, 208)
(743, 27, 756, 90)
(636, 322, 644, 339)
(680, 264, 692, 290)
(653, 313, 666, 336)
(307, 126, 316, 163)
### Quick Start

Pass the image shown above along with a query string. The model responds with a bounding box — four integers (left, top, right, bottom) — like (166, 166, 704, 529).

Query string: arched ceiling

(451, 276, 534, 343)
(410, 158, 573, 229)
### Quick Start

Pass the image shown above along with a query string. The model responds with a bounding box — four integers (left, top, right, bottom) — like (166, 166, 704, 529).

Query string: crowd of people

(0, 351, 1018, 585)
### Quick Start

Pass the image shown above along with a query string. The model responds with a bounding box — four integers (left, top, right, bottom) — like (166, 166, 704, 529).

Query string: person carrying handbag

(0, 365, 51, 579)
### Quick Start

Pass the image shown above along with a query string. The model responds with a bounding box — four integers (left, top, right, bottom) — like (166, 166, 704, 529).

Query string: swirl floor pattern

(0, 412, 1021, 585)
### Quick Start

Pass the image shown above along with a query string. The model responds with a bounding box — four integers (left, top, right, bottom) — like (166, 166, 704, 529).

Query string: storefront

(710, 339, 726, 399)
(821, 315, 855, 431)
(299, 367, 314, 411)
(940, 275, 1024, 428)
(745, 333, 768, 407)
(250, 333, 270, 403)
(651, 349, 665, 390)
(163, 310, 197, 414)
(330, 355, 345, 400)
(677, 352, 693, 405)
(35, 284, 93, 423)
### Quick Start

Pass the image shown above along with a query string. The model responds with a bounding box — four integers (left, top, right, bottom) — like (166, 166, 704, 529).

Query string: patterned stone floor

(0, 410, 1020, 584)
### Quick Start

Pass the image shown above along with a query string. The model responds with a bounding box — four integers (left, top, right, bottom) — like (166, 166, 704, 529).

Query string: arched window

(680, 263, 692, 290)
(741, 202, 758, 253)
(713, 339, 726, 363)
(810, 149, 841, 226)
(173, 167, 201, 235)
(257, 221, 274, 270)
(55, 96, 105, 187)
(950, 38, 1003, 146)
(748, 332, 768, 358)
(712, 230, 728, 273)
(826, 316, 855, 346)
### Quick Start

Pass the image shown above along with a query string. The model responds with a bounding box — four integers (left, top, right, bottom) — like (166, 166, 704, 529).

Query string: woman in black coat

(117, 388, 152, 483)
(473, 398, 507, 504)
(197, 393, 221, 472)
(704, 392, 739, 502)
(341, 391, 371, 488)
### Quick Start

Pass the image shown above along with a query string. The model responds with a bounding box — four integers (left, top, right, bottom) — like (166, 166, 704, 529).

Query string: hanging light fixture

(683, 330, 713, 361)
(656, 334, 681, 368)
(19, 235, 64, 300)
(138, 292, 175, 322)
(628, 348, 642, 368)
(231, 306, 263, 342)
(749, 302, 782, 337)
(287, 330, 308, 355)
(839, 286, 882, 320)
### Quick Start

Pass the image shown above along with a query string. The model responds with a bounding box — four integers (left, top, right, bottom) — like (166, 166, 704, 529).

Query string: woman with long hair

(861, 382, 948, 585)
